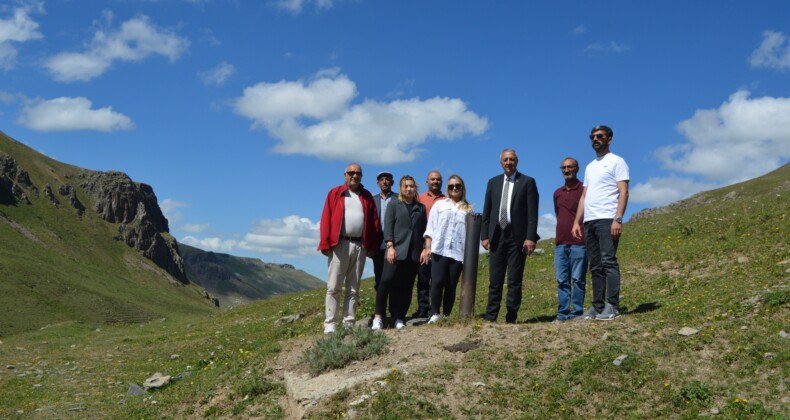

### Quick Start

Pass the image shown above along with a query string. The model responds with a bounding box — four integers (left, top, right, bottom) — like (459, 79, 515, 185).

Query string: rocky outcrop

(79, 171, 168, 230)
(58, 184, 85, 216)
(79, 170, 187, 283)
(0, 153, 36, 205)
(115, 202, 188, 283)
(44, 184, 60, 207)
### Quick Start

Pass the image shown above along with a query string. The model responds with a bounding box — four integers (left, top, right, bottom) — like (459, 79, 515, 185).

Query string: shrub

(302, 325, 389, 376)
(671, 380, 711, 407)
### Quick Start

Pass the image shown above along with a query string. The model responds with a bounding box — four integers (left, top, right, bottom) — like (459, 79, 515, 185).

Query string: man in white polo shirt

(572, 125, 629, 321)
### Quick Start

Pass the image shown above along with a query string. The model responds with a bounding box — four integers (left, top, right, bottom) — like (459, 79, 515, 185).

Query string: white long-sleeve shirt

(424, 198, 469, 262)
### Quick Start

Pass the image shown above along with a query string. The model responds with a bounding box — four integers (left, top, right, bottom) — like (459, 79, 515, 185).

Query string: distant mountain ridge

(179, 244, 325, 308)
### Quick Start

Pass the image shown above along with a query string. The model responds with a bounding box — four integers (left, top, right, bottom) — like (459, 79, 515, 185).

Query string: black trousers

(413, 260, 432, 315)
(376, 258, 419, 320)
(430, 253, 463, 316)
(485, 226, 527, 322)
(584, 219, 621, 311)
(372, 250, 394, 315)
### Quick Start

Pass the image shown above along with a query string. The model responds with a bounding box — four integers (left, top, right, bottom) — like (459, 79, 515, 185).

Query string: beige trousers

(324, 239, 366, 327)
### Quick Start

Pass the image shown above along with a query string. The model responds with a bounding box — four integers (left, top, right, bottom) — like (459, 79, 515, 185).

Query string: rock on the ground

(143, 372, 171, 390)
(275, 313, 305, 326)
(678, 327, 699, 336)
(613, 355, 629, 366)
(127, 383, 146, 396)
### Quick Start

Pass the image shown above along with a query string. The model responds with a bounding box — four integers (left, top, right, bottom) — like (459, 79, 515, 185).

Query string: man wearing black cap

(373, 171, 398, 293)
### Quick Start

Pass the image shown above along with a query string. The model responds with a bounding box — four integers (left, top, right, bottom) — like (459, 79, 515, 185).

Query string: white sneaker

(395, 319, 405, 329)
(323, 324, 335, 334)
(371, 318, 383, 330)
(427, 314, 441, 324)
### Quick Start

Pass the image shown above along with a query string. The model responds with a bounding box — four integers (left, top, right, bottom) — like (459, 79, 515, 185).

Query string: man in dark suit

(481, 149, 540, 323)
(372, 171, 397, 292)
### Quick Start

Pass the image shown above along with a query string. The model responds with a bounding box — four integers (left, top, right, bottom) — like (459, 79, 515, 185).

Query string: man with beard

(412, 170, 445, 318)
(553, 157, 587, 320)
(572, 125, 630, 321)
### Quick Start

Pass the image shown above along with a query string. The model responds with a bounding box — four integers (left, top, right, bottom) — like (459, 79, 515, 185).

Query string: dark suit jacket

(373, 192, 398, 250)
(383, 200, 427, 263)
(481, 171, 540, 249)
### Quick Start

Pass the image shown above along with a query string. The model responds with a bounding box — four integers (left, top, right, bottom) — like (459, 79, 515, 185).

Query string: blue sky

(1, 0, 789, 280)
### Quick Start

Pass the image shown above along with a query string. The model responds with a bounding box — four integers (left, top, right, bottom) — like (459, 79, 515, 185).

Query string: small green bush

(763, 291, 789, 307)
(302, 325, 389, 376)
(671, 380, 711, 407)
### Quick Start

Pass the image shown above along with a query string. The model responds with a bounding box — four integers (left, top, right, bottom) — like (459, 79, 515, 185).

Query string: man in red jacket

(318, 163, 381, 334)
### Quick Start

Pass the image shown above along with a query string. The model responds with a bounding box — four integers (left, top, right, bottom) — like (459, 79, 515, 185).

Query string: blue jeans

(554, 244, 587, 319)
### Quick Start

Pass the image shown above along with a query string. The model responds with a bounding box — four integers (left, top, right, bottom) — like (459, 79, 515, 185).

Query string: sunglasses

(346, 171, 362, 177)
(589, 133, 607, 140)
(447, 184, 463, 191)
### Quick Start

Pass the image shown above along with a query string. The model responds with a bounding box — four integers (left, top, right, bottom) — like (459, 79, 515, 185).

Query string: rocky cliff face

(78, 170, 188, 283)
(0, 153, 37, 205)
(1, 152, 187, 284)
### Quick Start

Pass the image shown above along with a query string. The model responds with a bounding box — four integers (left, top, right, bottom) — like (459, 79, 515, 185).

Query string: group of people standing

(318, 124, 630, 334)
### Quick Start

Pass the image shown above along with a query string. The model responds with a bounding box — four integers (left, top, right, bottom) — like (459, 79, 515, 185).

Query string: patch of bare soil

(274, 322, 478, 418)
(272, 319, 612, 419)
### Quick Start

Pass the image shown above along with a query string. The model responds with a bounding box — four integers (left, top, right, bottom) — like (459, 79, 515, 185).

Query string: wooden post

(459, 212, 482, 318)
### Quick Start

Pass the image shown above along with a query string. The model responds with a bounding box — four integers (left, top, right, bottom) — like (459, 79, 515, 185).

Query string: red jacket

(318, 183, 381, 252)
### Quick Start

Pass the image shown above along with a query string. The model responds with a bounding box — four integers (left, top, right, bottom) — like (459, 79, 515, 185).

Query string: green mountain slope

(179, 243, 325, 308)
(0, 131, 215, 336)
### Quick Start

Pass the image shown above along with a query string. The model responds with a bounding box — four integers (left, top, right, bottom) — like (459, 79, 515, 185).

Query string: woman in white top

(421, 175, 473, 324)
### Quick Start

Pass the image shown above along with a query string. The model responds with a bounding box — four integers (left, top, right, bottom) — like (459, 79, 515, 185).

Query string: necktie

(499, 177, 509, 229)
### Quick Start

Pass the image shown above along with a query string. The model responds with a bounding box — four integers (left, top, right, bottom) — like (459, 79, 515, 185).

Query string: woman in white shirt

(421, 175, 473, 324)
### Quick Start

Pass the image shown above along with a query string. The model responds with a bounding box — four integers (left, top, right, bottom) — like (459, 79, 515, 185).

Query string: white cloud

(585, 41, 629, 53)
(631, 90, 790, 208)
(17, 96, 134, 132)
(160, 198, 188, 214)
(180, 223, 210, 233)
(749, 30, 790, 71)
(274, 0, 304, 14)
(180, 215, 320, 258)
(659, 90, 790, 183)
(234, 71, 489, 164)
(235, 73, 355, 125)
(199, 61, 235, 86)
(274, 0, 334, 14)
(630, 177, 719, 208)
(573, 24, 586, 35)
(44, 15, 189, 82)
(0, 4, 43, 69)
(538, 213, 557, 241)
(180, 236, 239, 253)
(160, 198, 188, 223)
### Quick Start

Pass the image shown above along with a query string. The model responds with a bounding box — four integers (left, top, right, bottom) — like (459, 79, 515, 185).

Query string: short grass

(0, 164, 788, 418)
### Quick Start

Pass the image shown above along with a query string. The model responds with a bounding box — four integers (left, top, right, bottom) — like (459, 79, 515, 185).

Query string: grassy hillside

(0, 163, 787, 418)
(0, 132, 215, 336)
(179, 244, 325, 308)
